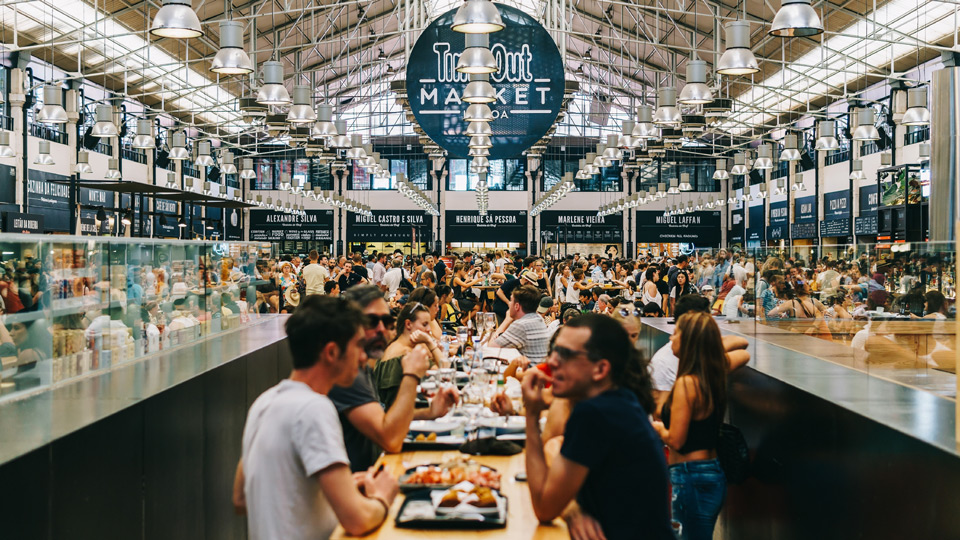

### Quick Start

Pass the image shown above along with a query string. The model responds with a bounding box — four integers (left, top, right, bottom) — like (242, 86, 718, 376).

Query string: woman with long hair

(653, 312, 728, 540)
(375, 301, 444, 408)
(642, 267, 663, 309)
(408, 287, 443, 340)
(668, 270, 694, 316)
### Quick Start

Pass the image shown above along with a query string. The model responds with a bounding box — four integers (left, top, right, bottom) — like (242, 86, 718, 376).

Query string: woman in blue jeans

(653, 311, 728, 540)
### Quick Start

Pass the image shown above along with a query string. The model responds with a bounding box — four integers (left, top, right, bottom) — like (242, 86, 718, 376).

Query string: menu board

(250, 209, 334, 241)
(539, 211, 622, 243)
(791, 222, 818, 239)
(767, 200, 788, 240)
(26, 169, 71, 232)
(636, 210, 722, 247)
(445, 210, 527, 243)
(855, 184, 878, 236)
(347, 210, 430, 242)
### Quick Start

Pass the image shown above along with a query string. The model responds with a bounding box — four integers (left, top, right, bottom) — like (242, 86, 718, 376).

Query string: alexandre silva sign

(406, 3, 564, 160)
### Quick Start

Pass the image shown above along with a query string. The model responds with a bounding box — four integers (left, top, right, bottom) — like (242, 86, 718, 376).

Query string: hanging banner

(250, 209, 334, 242)
(80, 187, 111, 207)
(538, 211, 622, 243)
(636, 210, 722, 247)
(4, 212, 43, 234)
(406, 4, 565, 160)
(767, 200, 788, 240)
(824, 190, 850, 219)
(747, 204, 765, 243)
(445, 210, 527, 243)
(728, 208, 744, 246)
(347, 210, 430, 242)
(224, 208, 242, 241)
(154, 198, 179, 238)
(855, 184, 879, 236)
(791, 195, 818, 239)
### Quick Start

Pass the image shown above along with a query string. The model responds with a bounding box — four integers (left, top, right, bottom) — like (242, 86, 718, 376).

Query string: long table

(330, 450, 568, 539)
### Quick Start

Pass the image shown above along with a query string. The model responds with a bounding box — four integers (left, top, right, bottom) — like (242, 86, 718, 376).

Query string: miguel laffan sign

(406, 3, 565, 160)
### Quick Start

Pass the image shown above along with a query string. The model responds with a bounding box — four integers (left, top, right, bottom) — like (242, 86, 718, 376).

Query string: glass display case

(0, 234, 275, 402)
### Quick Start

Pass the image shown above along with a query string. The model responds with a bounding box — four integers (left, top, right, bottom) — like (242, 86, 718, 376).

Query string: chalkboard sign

(820, 218, 851, 237)
(445, 210, 527, 243)
(791, 222, 818, 239)
(855, 215, 878, 236)
(539, 211, 622, 243)
(251, 209, 334, 242)
(636, 210, 722, 247)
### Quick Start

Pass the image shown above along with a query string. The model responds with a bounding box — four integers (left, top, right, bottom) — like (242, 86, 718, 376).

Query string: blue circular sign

(406, 4, 565, 160)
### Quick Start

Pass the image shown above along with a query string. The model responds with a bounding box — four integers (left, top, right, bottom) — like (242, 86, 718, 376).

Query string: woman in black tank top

(652, 312, 728, 540)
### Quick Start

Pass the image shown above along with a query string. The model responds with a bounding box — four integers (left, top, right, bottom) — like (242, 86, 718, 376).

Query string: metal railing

(121, 145, 147, 164)
(860, 141, 880, 156)
(825, 149, 850, 166)
(29, 123, 68, 145)
(904, 126, 930, 146)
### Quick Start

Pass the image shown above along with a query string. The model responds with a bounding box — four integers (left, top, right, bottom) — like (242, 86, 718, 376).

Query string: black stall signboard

(538, 211, 622, 243)
(856, 184, 879, 236)
(348, 210, 430, 242)
(636, 210, 722, 247)
(120, 193, 150, 237)
(26, 170, 71, 232)
(80, 187, 111, 207)
(445, 210, 527, 243)
(224, 208, 242, 241)
(79, 209, 99, 235)
(0, 164, 15, 204)
(791, 195, 818, 239)
(4, 212, 43, 234)
(728, 208, 744, 246)
(250, 209, 334, 242)
(821, 190, 851, 237)
(747, 204, 765, 242)
(767, 200, 788, 241)
(154, 198, 179, 238)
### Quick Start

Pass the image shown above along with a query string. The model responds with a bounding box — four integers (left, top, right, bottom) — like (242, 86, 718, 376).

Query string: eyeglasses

(549, 343, 591, 363)
(364, 313, 396, 330)
(618, 308, 641, 317)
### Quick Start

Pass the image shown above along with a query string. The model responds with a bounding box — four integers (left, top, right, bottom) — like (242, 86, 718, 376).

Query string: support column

(9, 68, 25, 212)
(66, 89, 79, 235)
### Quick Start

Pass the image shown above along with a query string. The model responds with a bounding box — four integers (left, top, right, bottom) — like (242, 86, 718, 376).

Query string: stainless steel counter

(0, 316, 289, 467)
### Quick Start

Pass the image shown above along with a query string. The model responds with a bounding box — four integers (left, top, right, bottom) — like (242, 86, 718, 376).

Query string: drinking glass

(456, 326, 469, 351)
(421, 373, 439, 398)
(484, 313, 497, 335)
(438, 367, 456, 389)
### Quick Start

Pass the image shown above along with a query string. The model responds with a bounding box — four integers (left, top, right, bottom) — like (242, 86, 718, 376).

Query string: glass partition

(0, 235, 275, 403)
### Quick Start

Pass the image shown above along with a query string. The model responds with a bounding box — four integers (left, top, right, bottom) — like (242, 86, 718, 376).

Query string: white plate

(477, 416, 525, 433)
(408, 419, 464, 434)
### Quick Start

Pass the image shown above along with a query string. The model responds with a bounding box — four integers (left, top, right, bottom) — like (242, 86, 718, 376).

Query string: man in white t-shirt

(649, 294, 752, 414)
(302, 250, 329, 296)
(234, 296, 399, 539)
(382, 259, 405, 296)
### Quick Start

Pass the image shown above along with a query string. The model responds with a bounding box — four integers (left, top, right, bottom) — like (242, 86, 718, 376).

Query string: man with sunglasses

(329, 286, 459, 472)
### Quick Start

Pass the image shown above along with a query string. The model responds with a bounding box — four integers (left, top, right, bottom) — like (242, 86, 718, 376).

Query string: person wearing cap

(492, 270, 538, 324)
(537, 296, 561, 336)
(490, 284, 550, 364)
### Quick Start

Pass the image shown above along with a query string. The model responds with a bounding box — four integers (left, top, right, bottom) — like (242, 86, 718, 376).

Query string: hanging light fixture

(105, 158, 121, 179)
(75, 150, 94, 174)
(287, 85, 317, 124)
(464, 104, 494, 122)
(465, 121, 492, 136)
(814, 120, 839, 151)
(678, 172, 693, 191)
(195, 140, 215, 166)
(240, 157, 256, 179)
(311, 103, 337, 137)
(468, 147, 490, 157)
(166, 172, 179, 188)
(594, 145, 613, 168)
(667, 178, 681, 194)
(678, 59, 713, 105)
(717, 21, 760, 75)
(221, 151, 238, 174)
(0, 132, 13, 158)
(774, 178, 788, 195)
(619, 120, 636, 148)
(849, 159, 867, 181)
(753, 144, 773, 169)
(462, 73, 497, 104)
(901, 87, 930, 126)
(37, 84, 68, 124)
(451, 0, 505, 33)
(34, 140, 55, 166)
(730, 152, 749, 175)
(132, 119, 155, 148)
(852, 107, 880, 141)
(329, 119, 352, 148)
(168, 130, 189, 160)
(633, 105, 660, 139)
(602, 135, 623, 162)
(769, 0, 823, 37)
(469, 135, 492, 148)
(653, 87, 681, 126)
(256, 60, 290, 105)
(346, 135, 366, 160)
(713, 159, 729, 180)
(211, 20, 253, 74)
(457, 33, 498, 73)
(779, 133, 801, 161)
(150, 0, 203, 39)
(91, 104, 118, 138)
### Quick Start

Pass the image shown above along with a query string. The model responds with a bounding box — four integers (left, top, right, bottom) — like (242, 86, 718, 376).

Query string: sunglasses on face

(549, 343, 591, 363)
(364, 313, 396, 330)
(618, 307, 641, 317)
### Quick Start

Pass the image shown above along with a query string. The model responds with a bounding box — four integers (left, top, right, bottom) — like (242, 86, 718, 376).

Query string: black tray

(394, 488, 507, 529)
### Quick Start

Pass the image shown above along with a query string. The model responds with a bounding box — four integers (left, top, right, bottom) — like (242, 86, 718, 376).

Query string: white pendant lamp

(91, 105, 118, 138)
(769, 0, 823, 37)
(462, 73, 497, 104)
(653, 87, 682, 126)
(105, 158, 121, 179)
(312, 103, 337, 137)
(633, 105, 660, 139)
(346, 135, 367, 159)
(849, 159, 867, 181)
(730, 152, 749, 175)
(619, 120, 636, 148)
(472, 156, 490, 168)
(814, 120, 839, 151)
(75, 150, 94, 174)
(678, 59, 713, 105)
(678, 172, 693, 191)
(852, 107, 880, 141)
(210, 20, 253, 74)
(240, 157, 256, 179)
(37, 84, 68, 124)
(132, 119, 155, 149)
(901, 87, 930, 126)
(753, 144, 773, 169)
(774, 179, 788, 195)
(602, 134, 623, 162)
(193, 140, 213, 166)
(780, 133, 801, 161)
(287, 85, 317, 124)
(34, 140, 55, 165)
(468, 147, 490, 157)
(466, 121, 492, 136)
(329, 120, 352, 148)
(0, 132, 13, 158)
(457, 33, 498, 74)
(221, 151, 237, 174)
(583, 154, 600, 175)
(256, 61, 290, 105)
(465, 104, 494, 122)
(451, 0, 505, 33)
(150, 0, 203, 39)
(713, 159, 729, 180)
(166, 172, 178, 188)
(717, 21, 760, 76)
(667, 178, 681, 194)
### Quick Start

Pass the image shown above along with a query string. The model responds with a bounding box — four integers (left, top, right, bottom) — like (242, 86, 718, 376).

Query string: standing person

(370, 253, 387, 288)
(669, 270, 694, 315)
(232, 296, 398, 538)
(653, 312, 730, 540)
(337, 261, 366, 291)
(522, 314, 673, 540)
(302, 250, 328, 296)
(668, 255, 690, 294)
(382, 259, 404, 297)
(564, 267, 583, 311)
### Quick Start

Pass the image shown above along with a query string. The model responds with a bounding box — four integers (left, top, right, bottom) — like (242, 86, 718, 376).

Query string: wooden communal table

(330, 450, 568, 539)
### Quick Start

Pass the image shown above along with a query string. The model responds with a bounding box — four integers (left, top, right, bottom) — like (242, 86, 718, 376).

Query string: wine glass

(456, 326, 469, 352)
(484, 313, 497, 335)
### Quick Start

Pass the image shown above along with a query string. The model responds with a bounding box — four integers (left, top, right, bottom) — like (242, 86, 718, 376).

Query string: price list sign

(249, 209, 334, 242)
